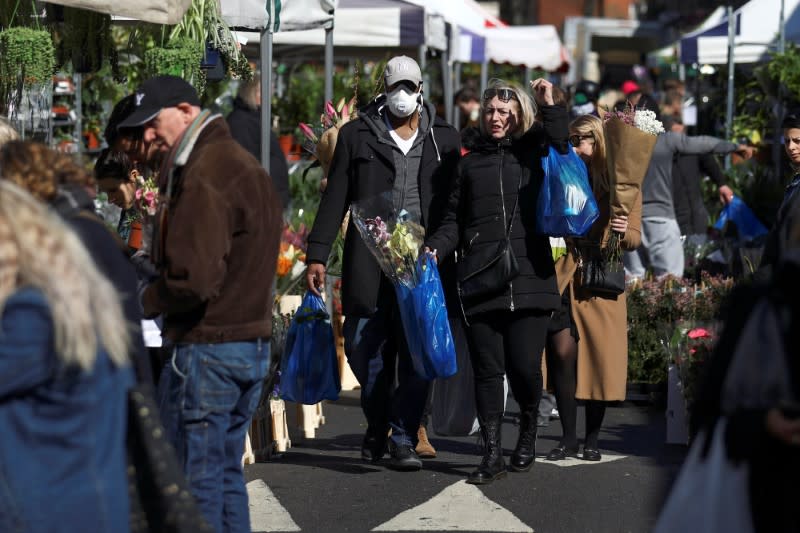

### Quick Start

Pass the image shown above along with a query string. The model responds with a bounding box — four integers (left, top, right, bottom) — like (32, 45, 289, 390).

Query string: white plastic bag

(653, 418, 753, 533)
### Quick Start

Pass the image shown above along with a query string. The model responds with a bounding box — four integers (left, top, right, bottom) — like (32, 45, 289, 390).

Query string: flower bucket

(128, 220, 143, 250)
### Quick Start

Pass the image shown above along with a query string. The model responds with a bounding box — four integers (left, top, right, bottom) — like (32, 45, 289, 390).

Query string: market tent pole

(480, 59, 488, 93)
(442, 49, 453, 125)
(775, 0, 786, 179)
(453, 61, 462, 127)
(725, 5, 735, 169)
(325, 26, 333, 104)
(418, 45, 428, 92)
(261, 0, 274, 174)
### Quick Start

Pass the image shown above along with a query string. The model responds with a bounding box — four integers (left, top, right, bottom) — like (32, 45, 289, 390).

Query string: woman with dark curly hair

(0, 141, 152, 383)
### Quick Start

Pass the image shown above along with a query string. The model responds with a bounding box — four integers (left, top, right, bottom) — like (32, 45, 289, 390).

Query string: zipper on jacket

(498, 147, 515, 312)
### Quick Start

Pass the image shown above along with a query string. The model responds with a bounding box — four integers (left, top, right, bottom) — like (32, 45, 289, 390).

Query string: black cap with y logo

(117, 75, 200, 129)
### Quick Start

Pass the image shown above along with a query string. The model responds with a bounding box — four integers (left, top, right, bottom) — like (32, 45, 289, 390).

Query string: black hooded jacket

(425, 105, 570, 316)
(305, 96, 461, 317)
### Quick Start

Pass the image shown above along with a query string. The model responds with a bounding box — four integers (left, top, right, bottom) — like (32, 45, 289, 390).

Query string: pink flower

(135, 188, 143, 200)
(298, 123, 318, 143)
(687, 328, 711, 339)
(325, 100, 337, 121)
(144, 190, 156, 204)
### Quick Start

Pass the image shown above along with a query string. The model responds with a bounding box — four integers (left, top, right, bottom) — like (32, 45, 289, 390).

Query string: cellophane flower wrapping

(350, 194, 457, 379)
(350, 195, 426, 289)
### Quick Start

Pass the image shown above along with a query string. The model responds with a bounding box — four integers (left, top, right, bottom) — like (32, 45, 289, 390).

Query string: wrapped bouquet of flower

(299, 96, 358, 176)
(603, 103, 663, 263)
(350, 194, 425, 289)
(350, 194, 457, 379)
(128, 174, 160, 252)
(134, 174, 159, 216)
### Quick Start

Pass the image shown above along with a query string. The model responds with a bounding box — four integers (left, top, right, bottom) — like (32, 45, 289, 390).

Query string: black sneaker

(388, 444, 422, 471)
(361, 431, 387, 463)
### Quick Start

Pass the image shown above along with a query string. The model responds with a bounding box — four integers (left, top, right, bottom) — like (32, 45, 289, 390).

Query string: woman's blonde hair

(569, 114, 608, 191)
(0, 181, 129, 370)
(479, 78, 536, 138)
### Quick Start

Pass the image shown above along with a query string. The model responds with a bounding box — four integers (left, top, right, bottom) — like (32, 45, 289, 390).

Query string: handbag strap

(504, 171, 523, 239)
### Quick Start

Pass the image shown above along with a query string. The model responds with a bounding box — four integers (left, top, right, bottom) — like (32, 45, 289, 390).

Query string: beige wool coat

(554, 182, 642, 401)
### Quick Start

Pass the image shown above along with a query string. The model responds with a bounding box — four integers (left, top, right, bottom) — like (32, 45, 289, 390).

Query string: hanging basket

(0, 28, 55, 138)
(144, 39, 205, 91)
(0, 28, 55, 88)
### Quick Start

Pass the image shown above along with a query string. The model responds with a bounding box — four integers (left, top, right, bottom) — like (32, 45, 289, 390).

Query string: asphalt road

(244, 390, 687, 533)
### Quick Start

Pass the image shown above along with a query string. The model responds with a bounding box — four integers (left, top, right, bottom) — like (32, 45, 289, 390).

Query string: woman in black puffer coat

(426, 78, 570, 484)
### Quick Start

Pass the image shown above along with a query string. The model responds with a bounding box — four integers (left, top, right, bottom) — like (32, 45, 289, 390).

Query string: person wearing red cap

(621, 80, 640, 97)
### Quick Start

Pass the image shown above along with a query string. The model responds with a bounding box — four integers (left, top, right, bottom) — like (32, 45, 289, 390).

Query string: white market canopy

(46, 0, 193, 24)
(222, 0, 335, 31)
(679, 0, 800, 64)
(263, 0, 446, 51)
(484, 25, 568, 71)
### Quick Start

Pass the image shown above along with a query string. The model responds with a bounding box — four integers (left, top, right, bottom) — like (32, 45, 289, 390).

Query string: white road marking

(536, 453, 627, 467)
(248, 479, 301, 532)
(372, 479, 533, 532)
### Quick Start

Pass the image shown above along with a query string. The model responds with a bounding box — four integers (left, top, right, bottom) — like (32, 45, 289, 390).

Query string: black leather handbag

(457, 176, 521, 301)
(457, 238, 519, 301)
(578, 244, 625, 297)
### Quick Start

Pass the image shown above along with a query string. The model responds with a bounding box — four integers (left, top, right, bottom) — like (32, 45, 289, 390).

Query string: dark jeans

(466, 310, 550, 421)
(343, 281, 430, 447)
(157, 339, 269, 533)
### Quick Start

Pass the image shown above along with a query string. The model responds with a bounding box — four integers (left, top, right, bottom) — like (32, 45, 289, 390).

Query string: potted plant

(0, 26, 55, 92)
(144, 38, 205, 92)
(0, 26, 55, 134)
(169, 0, 252, 81)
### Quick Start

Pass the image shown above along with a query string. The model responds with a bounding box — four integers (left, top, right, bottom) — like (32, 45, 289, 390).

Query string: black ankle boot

(510, 410, 537, 472)
(467, 416, 506, 485)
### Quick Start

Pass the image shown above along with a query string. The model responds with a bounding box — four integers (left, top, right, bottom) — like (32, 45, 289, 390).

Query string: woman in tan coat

(545, 114, 642, 461)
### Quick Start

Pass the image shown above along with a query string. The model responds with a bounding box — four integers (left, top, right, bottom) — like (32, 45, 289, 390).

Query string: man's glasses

(483, 88, 517, 103)
(569, 134, 594, 147)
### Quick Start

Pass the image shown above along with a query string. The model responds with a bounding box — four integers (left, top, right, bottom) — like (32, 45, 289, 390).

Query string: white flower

(633, 109, 665, 136)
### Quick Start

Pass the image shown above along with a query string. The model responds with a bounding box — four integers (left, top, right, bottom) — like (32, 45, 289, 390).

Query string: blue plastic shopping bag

(713, 196, 768, 242)
(280, 291, 341, 404)
(536, 146, 599, 237)
(394, 257, 458, 380)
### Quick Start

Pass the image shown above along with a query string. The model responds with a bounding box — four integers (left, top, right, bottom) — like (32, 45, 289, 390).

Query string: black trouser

(466, 310, 550, 421)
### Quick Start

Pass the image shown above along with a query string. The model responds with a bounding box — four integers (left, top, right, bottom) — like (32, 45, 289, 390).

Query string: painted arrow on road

(372, 480, 533, 532)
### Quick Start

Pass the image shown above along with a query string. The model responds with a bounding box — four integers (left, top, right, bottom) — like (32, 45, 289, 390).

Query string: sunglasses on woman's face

(569, 134, 594, 147)
(483, 88, 517, 103)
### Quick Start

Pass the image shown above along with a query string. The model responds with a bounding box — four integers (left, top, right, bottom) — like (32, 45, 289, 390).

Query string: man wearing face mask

(305, 55, 461, 471)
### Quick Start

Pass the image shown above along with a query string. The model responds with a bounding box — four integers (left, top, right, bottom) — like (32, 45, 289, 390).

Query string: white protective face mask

(387, 87, 420, 117)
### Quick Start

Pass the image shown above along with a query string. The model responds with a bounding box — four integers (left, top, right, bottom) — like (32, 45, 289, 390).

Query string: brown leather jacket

(142, 116, 282, 343)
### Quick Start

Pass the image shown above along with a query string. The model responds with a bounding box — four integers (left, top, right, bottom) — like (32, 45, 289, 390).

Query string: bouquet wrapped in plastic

(351, 194, 457, 379)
